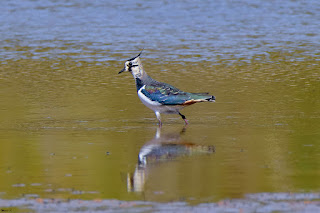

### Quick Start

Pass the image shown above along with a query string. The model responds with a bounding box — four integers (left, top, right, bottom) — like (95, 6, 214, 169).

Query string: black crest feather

(127, 49, 144, 61)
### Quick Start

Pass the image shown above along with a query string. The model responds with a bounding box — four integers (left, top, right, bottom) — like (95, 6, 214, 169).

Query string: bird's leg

(179, 112, 189, 125)
(155, 111, 162, 127)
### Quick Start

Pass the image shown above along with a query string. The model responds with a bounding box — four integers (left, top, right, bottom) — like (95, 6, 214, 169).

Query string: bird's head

(119, 51, 145, 78)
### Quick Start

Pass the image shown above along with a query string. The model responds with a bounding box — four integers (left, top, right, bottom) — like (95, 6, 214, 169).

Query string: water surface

(0, 0, 320, 211)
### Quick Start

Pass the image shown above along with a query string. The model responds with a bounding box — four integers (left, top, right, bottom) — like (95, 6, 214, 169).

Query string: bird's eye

(128, 62, 132, 67)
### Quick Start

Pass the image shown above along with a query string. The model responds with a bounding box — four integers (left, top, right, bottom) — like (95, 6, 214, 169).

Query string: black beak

(119, 65, 138, 74)
(118, 68, 125, 74)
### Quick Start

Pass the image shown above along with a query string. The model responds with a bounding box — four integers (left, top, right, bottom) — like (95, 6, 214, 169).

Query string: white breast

(138, 85, 161, 107)
(137, 85, 183, 114)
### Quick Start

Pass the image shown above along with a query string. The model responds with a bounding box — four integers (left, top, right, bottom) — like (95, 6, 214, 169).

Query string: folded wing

(141, 84, 215, 105)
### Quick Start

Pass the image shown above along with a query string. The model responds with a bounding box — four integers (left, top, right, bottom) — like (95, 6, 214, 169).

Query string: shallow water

(1, 0, 320, 211)
(1, 55, 319, 205)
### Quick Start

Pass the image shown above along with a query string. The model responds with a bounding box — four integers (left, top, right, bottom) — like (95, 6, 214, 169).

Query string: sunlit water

(1, 0, 320, 211)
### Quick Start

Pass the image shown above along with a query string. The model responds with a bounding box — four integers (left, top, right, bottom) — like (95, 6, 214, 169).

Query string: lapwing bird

(118, 52, 215, 126)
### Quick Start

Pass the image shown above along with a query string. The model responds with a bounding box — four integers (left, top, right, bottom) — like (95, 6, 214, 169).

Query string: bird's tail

(192, 93, 215, 102)
(191, 92, 215, 101)
(205, 95, 215, 102)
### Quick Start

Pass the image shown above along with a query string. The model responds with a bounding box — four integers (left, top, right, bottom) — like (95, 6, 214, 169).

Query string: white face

(120, 58, 142, 77)
(124, 61, 137, 71)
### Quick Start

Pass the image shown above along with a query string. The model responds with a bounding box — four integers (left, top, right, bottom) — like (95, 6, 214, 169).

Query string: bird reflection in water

(127, 127, 215, 192)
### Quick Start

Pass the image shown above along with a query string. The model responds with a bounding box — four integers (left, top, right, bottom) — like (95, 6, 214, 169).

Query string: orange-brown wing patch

(182, 99, 204, 105)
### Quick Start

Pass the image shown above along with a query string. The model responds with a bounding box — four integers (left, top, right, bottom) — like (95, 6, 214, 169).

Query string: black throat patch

(135, 78, 144, 91)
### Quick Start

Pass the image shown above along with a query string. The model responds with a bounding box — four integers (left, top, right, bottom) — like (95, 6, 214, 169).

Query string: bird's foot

(183, 119, 189, 125)
(155, 112, 162, 127)
(179, 112, 189, 126)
